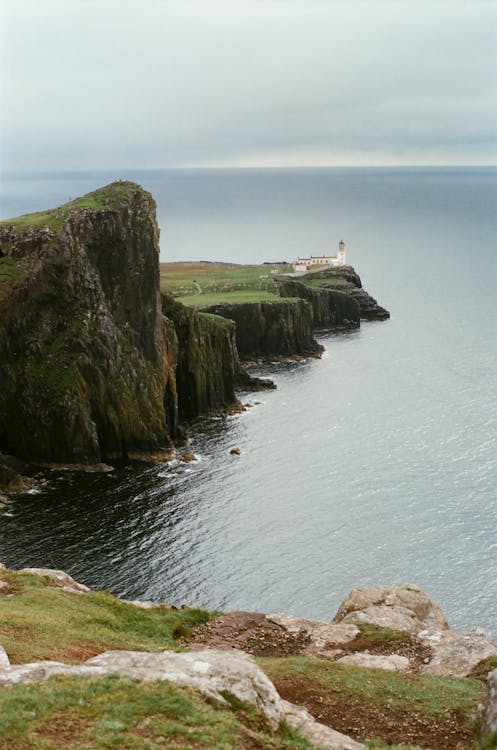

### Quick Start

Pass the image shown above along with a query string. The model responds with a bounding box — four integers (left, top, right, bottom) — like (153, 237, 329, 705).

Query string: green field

(160, 261, 292, 304)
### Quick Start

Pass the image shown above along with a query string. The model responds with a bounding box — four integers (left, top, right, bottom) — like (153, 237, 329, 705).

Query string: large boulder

(333, 583, 448, 634)
(419, 627, 497, 677)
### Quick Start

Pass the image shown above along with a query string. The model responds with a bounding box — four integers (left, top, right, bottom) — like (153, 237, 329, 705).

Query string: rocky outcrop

(332, 583, 449, 633)
(162, 295, 272, 418)
(277, 278, 361, 330)
(294, 266, 390, 321)
(199, 299, 323, 360)
(19, 567, 90, 594)
(0, 183, 176, 463)
(0, 647, 365, 749)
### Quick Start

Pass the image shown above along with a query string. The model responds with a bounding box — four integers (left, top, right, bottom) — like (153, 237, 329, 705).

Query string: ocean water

(0, 167, 496, 632)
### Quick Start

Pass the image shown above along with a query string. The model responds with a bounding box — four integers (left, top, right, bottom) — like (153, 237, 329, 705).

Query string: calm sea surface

(1, 168, 496, 632)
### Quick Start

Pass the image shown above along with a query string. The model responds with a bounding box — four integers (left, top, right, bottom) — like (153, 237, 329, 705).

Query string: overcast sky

(1, 0, 496, 171)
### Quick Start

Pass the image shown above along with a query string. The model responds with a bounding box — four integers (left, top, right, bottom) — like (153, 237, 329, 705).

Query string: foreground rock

(189, 585, 497, 679)
(332, 583, 449, 633)
(0, 648, 365, 749)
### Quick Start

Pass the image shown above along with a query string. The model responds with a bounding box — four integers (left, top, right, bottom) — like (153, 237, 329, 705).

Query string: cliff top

(0, 180, 149, 234)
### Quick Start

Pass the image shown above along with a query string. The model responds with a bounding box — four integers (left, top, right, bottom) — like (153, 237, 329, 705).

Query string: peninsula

(0, 181, 388, 473)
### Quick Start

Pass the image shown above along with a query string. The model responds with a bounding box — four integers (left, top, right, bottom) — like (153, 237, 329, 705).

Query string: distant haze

(1, 0, 496, 171)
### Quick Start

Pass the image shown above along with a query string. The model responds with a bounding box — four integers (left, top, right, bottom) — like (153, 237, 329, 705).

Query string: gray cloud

(1, 0, 496, 169)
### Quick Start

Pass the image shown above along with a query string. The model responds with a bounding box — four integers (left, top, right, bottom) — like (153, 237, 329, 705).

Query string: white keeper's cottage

(293, 241, 346, 273)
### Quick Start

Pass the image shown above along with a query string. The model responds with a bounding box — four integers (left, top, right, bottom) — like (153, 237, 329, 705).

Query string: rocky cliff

(277, 278, 361, 330)
(199, 299, 323, 360)
(0, 183, 176, 463)
(161, 295, 270, 418)
(294, 266, 390, 321)
(0, 183, 253, 466)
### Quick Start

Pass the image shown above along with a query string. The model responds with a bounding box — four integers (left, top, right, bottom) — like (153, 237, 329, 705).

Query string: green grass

(0, 570, 213, 665)
(0, 675, 320, 749)
(160, 261, 291, 295)
(177, 289, 289, 307)
(355, 622, 413, 646)
(0, 257, 25, 302)
(301, 277, 350, 288)
(0, 182, 143, 233)
(261, 655, 484, 720)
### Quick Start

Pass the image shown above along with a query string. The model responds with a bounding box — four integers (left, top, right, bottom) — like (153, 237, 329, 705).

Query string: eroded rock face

(295, 266, 390, 321)
(333, 583, 449, 634)
(0, 183, 176, 463)
(277, 278, 361, 330)
(199, 299, 323, 360)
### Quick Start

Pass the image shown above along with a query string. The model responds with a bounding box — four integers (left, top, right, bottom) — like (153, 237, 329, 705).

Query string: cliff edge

(0, 182, 258, 466)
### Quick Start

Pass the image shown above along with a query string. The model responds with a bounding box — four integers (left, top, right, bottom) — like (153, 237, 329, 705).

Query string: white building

(293, 241, 346, 273)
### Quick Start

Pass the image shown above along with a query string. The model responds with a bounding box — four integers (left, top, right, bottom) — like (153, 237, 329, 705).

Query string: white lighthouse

(292, 239, 347, 272)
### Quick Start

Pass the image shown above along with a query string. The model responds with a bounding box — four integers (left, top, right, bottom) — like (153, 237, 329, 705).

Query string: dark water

(1, 168, 496, 632)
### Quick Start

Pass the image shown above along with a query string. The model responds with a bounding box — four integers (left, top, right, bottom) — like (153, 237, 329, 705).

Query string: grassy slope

(0, 570, 212, 664)
(0, 570, 320, 750)
(0, 570, 492, 750)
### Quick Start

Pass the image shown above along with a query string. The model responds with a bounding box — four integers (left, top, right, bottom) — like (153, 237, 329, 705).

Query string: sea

(0, 167, 496, 633)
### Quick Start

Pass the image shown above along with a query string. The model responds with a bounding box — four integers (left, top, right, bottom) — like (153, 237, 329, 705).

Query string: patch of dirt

(6, 715, 91, 749)
(272, 675, 476, 750)
(339, 632, 434, 672)
(0, 577, 22, 596)
(185, 611, 310, 657)
(54, 641, 105, 663)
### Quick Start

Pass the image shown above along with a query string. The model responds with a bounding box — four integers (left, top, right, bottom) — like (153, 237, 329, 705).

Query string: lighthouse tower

(337, 240, 346, 266)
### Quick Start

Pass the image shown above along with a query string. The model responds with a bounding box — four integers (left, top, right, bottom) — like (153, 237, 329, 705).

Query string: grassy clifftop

(0, 182, 144, 234)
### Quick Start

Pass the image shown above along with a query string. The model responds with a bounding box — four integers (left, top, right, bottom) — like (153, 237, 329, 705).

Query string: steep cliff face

(297, 266, 390, 321)
(162, 296, 241, 417)
(199, 299, 323, 359)
(276, 278, 361, 330)
(0, 183, 176, 463)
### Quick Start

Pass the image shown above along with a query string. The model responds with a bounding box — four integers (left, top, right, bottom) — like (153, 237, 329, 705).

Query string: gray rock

(84, 649, 283, 728)
(419, 627, 497, 677)
(336, 653, 410, 672)
(0, 661, 108, 686)
(483, 668, 497, 735)
(0, 645, 9, 667)
(19, 568, 90, 594)
(122, 599, 165, 610)
(333, 583, 448, 634)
